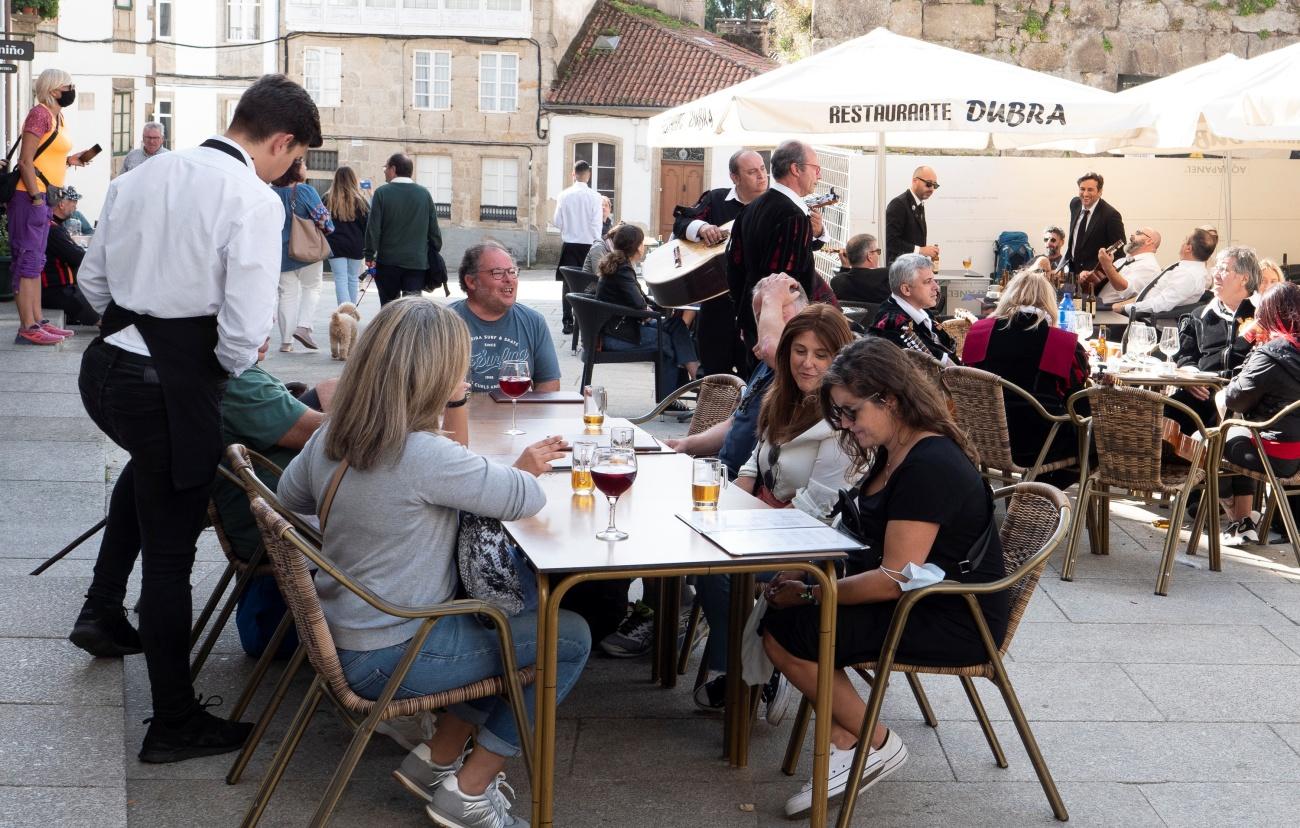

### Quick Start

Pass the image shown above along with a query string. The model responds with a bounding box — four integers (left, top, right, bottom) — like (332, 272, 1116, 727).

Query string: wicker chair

(1219, 398, 1300, 569)
(1062, 386, 1220, 596)
(939, 317, 973, 360)
(240, 496, 536, 827)
(942, 366, 1078, 486)
(629, 373, 745, 435)
(780, 483, 1071, 826)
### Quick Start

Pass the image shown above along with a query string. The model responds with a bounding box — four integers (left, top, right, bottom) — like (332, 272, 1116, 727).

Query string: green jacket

(363, 179, 442, 269)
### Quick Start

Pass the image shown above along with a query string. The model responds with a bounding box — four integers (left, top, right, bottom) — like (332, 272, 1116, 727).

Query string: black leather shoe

(139, 698, 254, 764)
(68, 600, 143, 657)
(562, 322, 575, 336)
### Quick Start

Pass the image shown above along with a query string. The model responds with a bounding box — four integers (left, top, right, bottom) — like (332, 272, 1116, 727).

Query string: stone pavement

(2, 270, 1300, 827)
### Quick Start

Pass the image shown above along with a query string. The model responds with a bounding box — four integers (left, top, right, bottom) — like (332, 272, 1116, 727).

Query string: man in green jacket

(363, 153, 442, 305)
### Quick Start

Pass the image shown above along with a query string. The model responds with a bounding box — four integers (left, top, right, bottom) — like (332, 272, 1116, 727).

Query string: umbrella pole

(1223, 151, 1233, 244)
(875, 133, 886, 240)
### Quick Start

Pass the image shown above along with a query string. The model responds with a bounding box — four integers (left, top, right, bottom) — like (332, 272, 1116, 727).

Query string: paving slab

(0, 786, 127, 828)
(0, 637, 122, 706)
(0, 575, 93, 638)
(1122, 664, 1300, 723)
(0, 703, 124, 786)
(1038, 578, 1288, 625)
(0, 414, 105, 441)
(0, 440, 105, 483)
(1241, 581, 1300, 625)
(0, 482, 105, 559)
(0, 371, 91, 393)
(0, 390, 92, 416)
(1138, 781, 1300, 828)
(1011, 621, 1300, 665)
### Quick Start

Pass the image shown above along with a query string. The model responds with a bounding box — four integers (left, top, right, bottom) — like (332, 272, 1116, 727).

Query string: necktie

(915, 202, 927, 237)
(1134, 263, 1181, 304)
(1073, 208, 1090, 258)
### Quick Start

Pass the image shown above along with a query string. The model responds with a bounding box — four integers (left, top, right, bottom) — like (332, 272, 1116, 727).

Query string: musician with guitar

(867, 253, 960, 365)
(1084, 227, 1163, 308)
(1063, 172, 1125, 296)
(670, 149, 768, 375)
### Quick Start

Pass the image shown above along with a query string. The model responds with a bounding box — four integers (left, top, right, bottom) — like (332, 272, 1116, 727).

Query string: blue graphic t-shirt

(450, 299, 562, 391)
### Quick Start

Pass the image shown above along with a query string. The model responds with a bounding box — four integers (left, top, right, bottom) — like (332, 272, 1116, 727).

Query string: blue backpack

(994, 231, 1034, 276)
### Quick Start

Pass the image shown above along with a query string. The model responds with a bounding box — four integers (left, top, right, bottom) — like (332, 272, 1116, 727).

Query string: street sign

(0, 40, 34, 61)
(0, 64, 16, 75)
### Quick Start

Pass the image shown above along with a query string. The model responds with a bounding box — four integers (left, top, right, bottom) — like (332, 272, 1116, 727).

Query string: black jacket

(830, 266, 889, 304)
(1063, 196, 1124, 274)
(1176, 299, 1255, 377)
(1224, 338, 1300, 443)
(884, 190, 926, 265)
(327, 213, 368, 260)
(594, 262, 651, 342)
(672, 187, 745, 240)
(867, 295, 959, 364)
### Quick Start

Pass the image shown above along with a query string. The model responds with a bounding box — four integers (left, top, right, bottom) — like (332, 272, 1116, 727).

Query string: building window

(224, 98, 239, 129)
(485, 0, 521, 9)
(157, 0, 172, 37)
(573, 140, 616, 213)
(479, 52, 518, 113)
(116, 0, 133, 8)
(480, 158, 518, 222)
(306, 149, 338, 174)
(227, 0, 261, 41)
(413, 50, 451, 110)
(156, 99, 173, 149)
(445, 0, 478, 9)
(304, 47, 342, 108)
(404, 0, 437, 7)
(112, 90, 133, 157)
(364, 0, 395, 7)
(416, 155, 453, 219)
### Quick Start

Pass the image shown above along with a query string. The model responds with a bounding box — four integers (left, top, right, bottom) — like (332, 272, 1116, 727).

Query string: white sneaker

(392, 742, 463, 803)
(427, 772, 528, 828)
(376, 710, 437, 752)
(761, 671, 795, 726)
(783, 729, 908, 817)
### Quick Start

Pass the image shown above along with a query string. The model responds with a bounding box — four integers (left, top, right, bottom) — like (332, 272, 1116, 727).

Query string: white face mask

(882, 562, 946, 591)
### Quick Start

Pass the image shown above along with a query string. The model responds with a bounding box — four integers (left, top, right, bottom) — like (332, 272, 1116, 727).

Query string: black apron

(98, 138, 249, 490)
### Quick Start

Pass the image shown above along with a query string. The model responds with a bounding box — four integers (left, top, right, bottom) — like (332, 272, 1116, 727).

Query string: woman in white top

(693, 304, 856, 714)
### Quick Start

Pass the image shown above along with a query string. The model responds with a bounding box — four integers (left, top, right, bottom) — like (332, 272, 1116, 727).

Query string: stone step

(0, 304, 69, 350)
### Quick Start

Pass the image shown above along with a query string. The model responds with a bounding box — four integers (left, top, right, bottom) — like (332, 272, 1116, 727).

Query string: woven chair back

(996, 484, 1066, 650)
(944, 366, 1017, 471)
(939, 317, 972, 359)
(1088, 386, 1173, 491)
(687, 374, 745, 436)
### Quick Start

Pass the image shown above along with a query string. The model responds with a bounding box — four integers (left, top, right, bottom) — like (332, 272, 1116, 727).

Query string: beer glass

(582, 385, 607, 431)
(692, 458, 726, 511)
(610, 426, 634, 451)
(571, 440, 597, 495)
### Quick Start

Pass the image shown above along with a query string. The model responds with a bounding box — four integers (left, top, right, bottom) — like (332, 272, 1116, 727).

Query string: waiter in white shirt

(552, 159, 603, 335)
(71, 74, 322, 764)
(1113, 225, 1218, 316)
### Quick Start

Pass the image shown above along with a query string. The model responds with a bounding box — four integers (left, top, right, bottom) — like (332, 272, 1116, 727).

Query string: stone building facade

(810, 0, 1300, 90)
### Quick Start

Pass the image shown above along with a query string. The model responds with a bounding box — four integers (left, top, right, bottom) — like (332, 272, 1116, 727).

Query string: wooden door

(659, 161, 704, 239)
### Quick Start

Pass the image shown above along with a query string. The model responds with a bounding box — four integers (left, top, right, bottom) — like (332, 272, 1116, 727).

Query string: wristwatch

(30, 193, 45, 206)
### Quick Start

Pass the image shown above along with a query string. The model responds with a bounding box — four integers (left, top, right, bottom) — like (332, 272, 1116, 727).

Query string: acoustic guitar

(643, 188, 841, 308)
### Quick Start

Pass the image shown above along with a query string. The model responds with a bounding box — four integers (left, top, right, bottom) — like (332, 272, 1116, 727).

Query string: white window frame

(224, 98, 239, 130)
(485, 0, 521, 10)
(478, 52, 518, 113)
(226, 0, 261, 42)
(156, 0, 173, 38)
(156, 98, 173, 150)
(413, 50, 451, 111)
(481, 157, 518, 211)
(304, 47, 343, 108)
(416, 155, 453, 211)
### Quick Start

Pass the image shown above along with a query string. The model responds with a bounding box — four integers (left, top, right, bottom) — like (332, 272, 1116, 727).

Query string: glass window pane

(574, 143, 592, 166)
(597, 142, 614, 167)
(596, 168, 614, 193)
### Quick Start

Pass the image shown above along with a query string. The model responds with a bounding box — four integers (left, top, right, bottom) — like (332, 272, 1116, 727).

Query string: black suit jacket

(671, 187, 745, 240)
(830, 266, 889, 304)
(884, 190, 926, 265)
(1063, 196, 1124, 274)
(867, 295, 959, 364)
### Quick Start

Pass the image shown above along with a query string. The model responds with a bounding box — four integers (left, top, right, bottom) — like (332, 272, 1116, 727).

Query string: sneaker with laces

(68, 599, 142, 657)
(693, 674, 727, 711)
(39, 319, 74, 337)
(138, 697, 253, 764)
(427, 772, 527, 828)
(392, 741, 464, 803)
(15, 324, 64, 345)
(783, 729, 908, 817)
(599, 602, 654, 658)
(761, 670, 795, 726)
(1237, 511, 1261, 544)
(376, 710, 437, 752)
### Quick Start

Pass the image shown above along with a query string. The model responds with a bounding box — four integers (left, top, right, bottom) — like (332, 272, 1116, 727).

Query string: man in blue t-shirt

(450, 241, 562, 392)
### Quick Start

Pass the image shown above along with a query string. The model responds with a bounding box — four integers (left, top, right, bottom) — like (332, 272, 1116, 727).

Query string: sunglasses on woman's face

(828, 393, 884, 428)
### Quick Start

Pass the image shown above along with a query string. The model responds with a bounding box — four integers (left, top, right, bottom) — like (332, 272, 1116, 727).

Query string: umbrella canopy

(646, 28, 1152, 150)
(1204, 41, 1300, 143)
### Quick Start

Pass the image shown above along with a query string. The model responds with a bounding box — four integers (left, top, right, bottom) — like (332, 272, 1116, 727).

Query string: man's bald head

(729, 149, 768, 203)
(910, 166, 939, 201)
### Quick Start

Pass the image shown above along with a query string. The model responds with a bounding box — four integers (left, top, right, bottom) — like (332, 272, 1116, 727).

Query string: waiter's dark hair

(770, 140, 806, 179)
(1077, 171, 1104, 189)
(845, 233, 877, 267)
(1190, 225, 1219, 262)
(229, 74, 322, 148)
(598, 224, 644, 278)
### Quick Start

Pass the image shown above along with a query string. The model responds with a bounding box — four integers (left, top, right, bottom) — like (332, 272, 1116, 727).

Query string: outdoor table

(505, 451, 848, 828)
(1103, 366, 1229, 390)
(1092, 310, 1130, 327)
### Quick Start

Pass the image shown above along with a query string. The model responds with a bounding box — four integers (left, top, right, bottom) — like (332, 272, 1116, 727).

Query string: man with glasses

(831, 232, 889, 304)
(1089, 226, 1162, 308)
(450, 241, 561, 392)
(1042, 226, 1065, 272)
(364, 152, 442, 306)
(884, 166, 940, 266)
(1113, 226, 1219, 316)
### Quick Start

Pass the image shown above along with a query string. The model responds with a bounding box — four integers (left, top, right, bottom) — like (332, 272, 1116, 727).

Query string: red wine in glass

(593, 449, 637, 541)
(592, 467, 637, 497)
(498, 360, 530, 435)
(499, 377, 531, 398)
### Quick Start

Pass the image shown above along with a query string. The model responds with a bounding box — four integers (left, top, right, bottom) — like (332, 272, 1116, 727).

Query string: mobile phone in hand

(79, 144, 102, 164)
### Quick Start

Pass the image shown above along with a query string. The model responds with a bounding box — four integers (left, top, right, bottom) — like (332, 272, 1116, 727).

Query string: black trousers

(696, 294, 743, 377)
(374, 263, 426, 306)
(79, 341, 215, 720)
(42, 284, 101, 326)
(556, 242, 588, 325)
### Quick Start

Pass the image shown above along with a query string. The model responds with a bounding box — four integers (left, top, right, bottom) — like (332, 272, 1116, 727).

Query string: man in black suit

(726, 139, 836, 352)
(1063, 171, 1125, 285)
(671, 149, 768, 375)
(884, 165, 940, 266)
(830, 233, 888, 304)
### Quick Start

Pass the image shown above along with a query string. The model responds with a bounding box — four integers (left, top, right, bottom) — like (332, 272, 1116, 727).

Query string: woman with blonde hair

(961, 269, 1090, 486)
(8, 67, 98, 345)
(323, 165, 369, 305)
(1257, 257, 1285, 300)
(277, 298, 591, 826)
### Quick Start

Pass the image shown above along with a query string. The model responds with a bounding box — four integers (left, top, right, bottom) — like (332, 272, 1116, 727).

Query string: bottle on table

(1058, 291, 1075, 330)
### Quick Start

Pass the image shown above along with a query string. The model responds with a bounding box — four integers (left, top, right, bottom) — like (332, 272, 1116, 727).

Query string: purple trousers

(7, 191, 52, 290)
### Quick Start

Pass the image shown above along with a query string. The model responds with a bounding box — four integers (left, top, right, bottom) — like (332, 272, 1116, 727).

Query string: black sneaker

(562, 322, 575, 336)
(139, 697, 254, 764)
(694, 674, 727, 710)
(68, 600, 143, 657)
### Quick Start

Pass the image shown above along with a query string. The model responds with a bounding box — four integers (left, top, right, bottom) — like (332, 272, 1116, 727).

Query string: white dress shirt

(1099, 250, 1160, 305)
(552, 181, 602, 244)
(684, 187, 740, 242)
(771, 180, 829, 243)
(1130, 259, 1208, 314)
(77, 135, 283, 376)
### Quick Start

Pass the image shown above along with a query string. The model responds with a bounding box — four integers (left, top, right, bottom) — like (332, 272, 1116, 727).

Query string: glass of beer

(571, 439, 597, 495)
(962, 255, 973, 270)
(692, 458, 725, 510)
(583, 385, 607, 431)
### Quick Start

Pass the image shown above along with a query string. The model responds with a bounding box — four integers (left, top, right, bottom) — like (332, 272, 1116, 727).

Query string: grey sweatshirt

(277, 427, 546, 652)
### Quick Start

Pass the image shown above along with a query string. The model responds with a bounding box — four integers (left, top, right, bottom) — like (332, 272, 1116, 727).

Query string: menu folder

(677, 509, 865, 556)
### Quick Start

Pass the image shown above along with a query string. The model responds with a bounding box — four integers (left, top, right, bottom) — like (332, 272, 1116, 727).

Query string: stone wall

(810, 0, 1300, 89)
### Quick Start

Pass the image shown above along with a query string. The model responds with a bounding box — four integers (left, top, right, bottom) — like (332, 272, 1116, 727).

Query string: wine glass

(1159, 326, 1180, 373)
(1125, 324, 1156, 365)
(1071, 311, 1093, 342)
(498, 359, 531, 436)
(592, 447, 637, 541)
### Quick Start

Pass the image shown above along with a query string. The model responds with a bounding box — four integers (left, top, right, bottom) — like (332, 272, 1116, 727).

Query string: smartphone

(79, 144, 102, 164)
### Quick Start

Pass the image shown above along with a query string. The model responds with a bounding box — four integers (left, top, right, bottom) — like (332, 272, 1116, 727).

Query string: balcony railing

(480, 204, 517, 223)
(435, 202, 451, 220)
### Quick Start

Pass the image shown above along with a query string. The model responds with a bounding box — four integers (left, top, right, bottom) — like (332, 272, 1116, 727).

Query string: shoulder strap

(958, 488, 998, 576)
(317, 459, 350, 532)
(6, 123, 60, 172)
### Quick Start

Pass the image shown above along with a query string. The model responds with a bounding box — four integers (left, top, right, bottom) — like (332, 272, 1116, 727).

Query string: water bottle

(1059, 291, 1075, 330)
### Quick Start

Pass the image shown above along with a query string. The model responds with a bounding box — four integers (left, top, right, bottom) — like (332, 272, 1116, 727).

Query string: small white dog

(329, 302, 361, 360)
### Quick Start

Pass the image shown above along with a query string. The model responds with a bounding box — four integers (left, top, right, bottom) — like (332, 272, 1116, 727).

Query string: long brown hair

(819, 337, 978, 476)
(598, 224, 644, 278)
(324, 165, 368, 223)
(757, 305, 854, 445)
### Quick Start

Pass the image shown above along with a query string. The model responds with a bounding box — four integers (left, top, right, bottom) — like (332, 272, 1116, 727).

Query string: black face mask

(57, 89, 75, 107)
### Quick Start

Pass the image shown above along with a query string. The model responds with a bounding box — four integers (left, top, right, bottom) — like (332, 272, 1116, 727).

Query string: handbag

(456, 513, 536, 617)
(287, 184, 332, 263)
(423, 239, 450, 296)
(0, 125, 60, 205)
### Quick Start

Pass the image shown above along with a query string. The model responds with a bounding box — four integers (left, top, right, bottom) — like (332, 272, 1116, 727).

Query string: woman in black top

(594, 224, 698, 395)
(763, 336, 1007, 818)
(323, 165, 369, 306)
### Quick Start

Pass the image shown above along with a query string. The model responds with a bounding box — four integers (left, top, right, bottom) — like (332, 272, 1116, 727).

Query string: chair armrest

(1221, 397, 1300, 433)
(629, 377, 705, 423)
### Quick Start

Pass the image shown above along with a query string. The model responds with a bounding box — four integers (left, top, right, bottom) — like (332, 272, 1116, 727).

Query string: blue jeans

(604, 317, 698, 398)
(329, 257, 363, 305)
(337, 609, 591, 757)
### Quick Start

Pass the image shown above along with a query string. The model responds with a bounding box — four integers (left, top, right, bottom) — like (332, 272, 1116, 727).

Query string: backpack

(994, 231, 1034, 276)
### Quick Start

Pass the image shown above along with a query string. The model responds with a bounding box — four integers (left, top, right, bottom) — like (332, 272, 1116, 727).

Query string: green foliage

(971, 0, 986, 5)
(0, 219, 9, 258)
(705, 0, 771, 31)
(1258, 28, 1273, 38)
(769, 0, 811, 63)
(11, 0, 58, 17)
(1235, 0, 1278, 15)
(609, 0, 686, 29)
(1101, 33, 1113, 52)
(1206, 1, 1226, 11)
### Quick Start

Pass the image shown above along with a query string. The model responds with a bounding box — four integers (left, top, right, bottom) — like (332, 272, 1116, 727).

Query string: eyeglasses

(828, 393, 884, 426)
(867, 248, 881, 256)
(914, 177, 940, 190)
(798, 161, 822, 175)
(477, 266, 520, 281)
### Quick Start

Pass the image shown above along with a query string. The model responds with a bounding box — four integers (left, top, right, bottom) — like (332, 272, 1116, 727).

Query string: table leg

(531, 573, 554, 828)
(807, 561, 838, 828)
(724, 572, 755, 766)
(649, 577, 664, 686)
